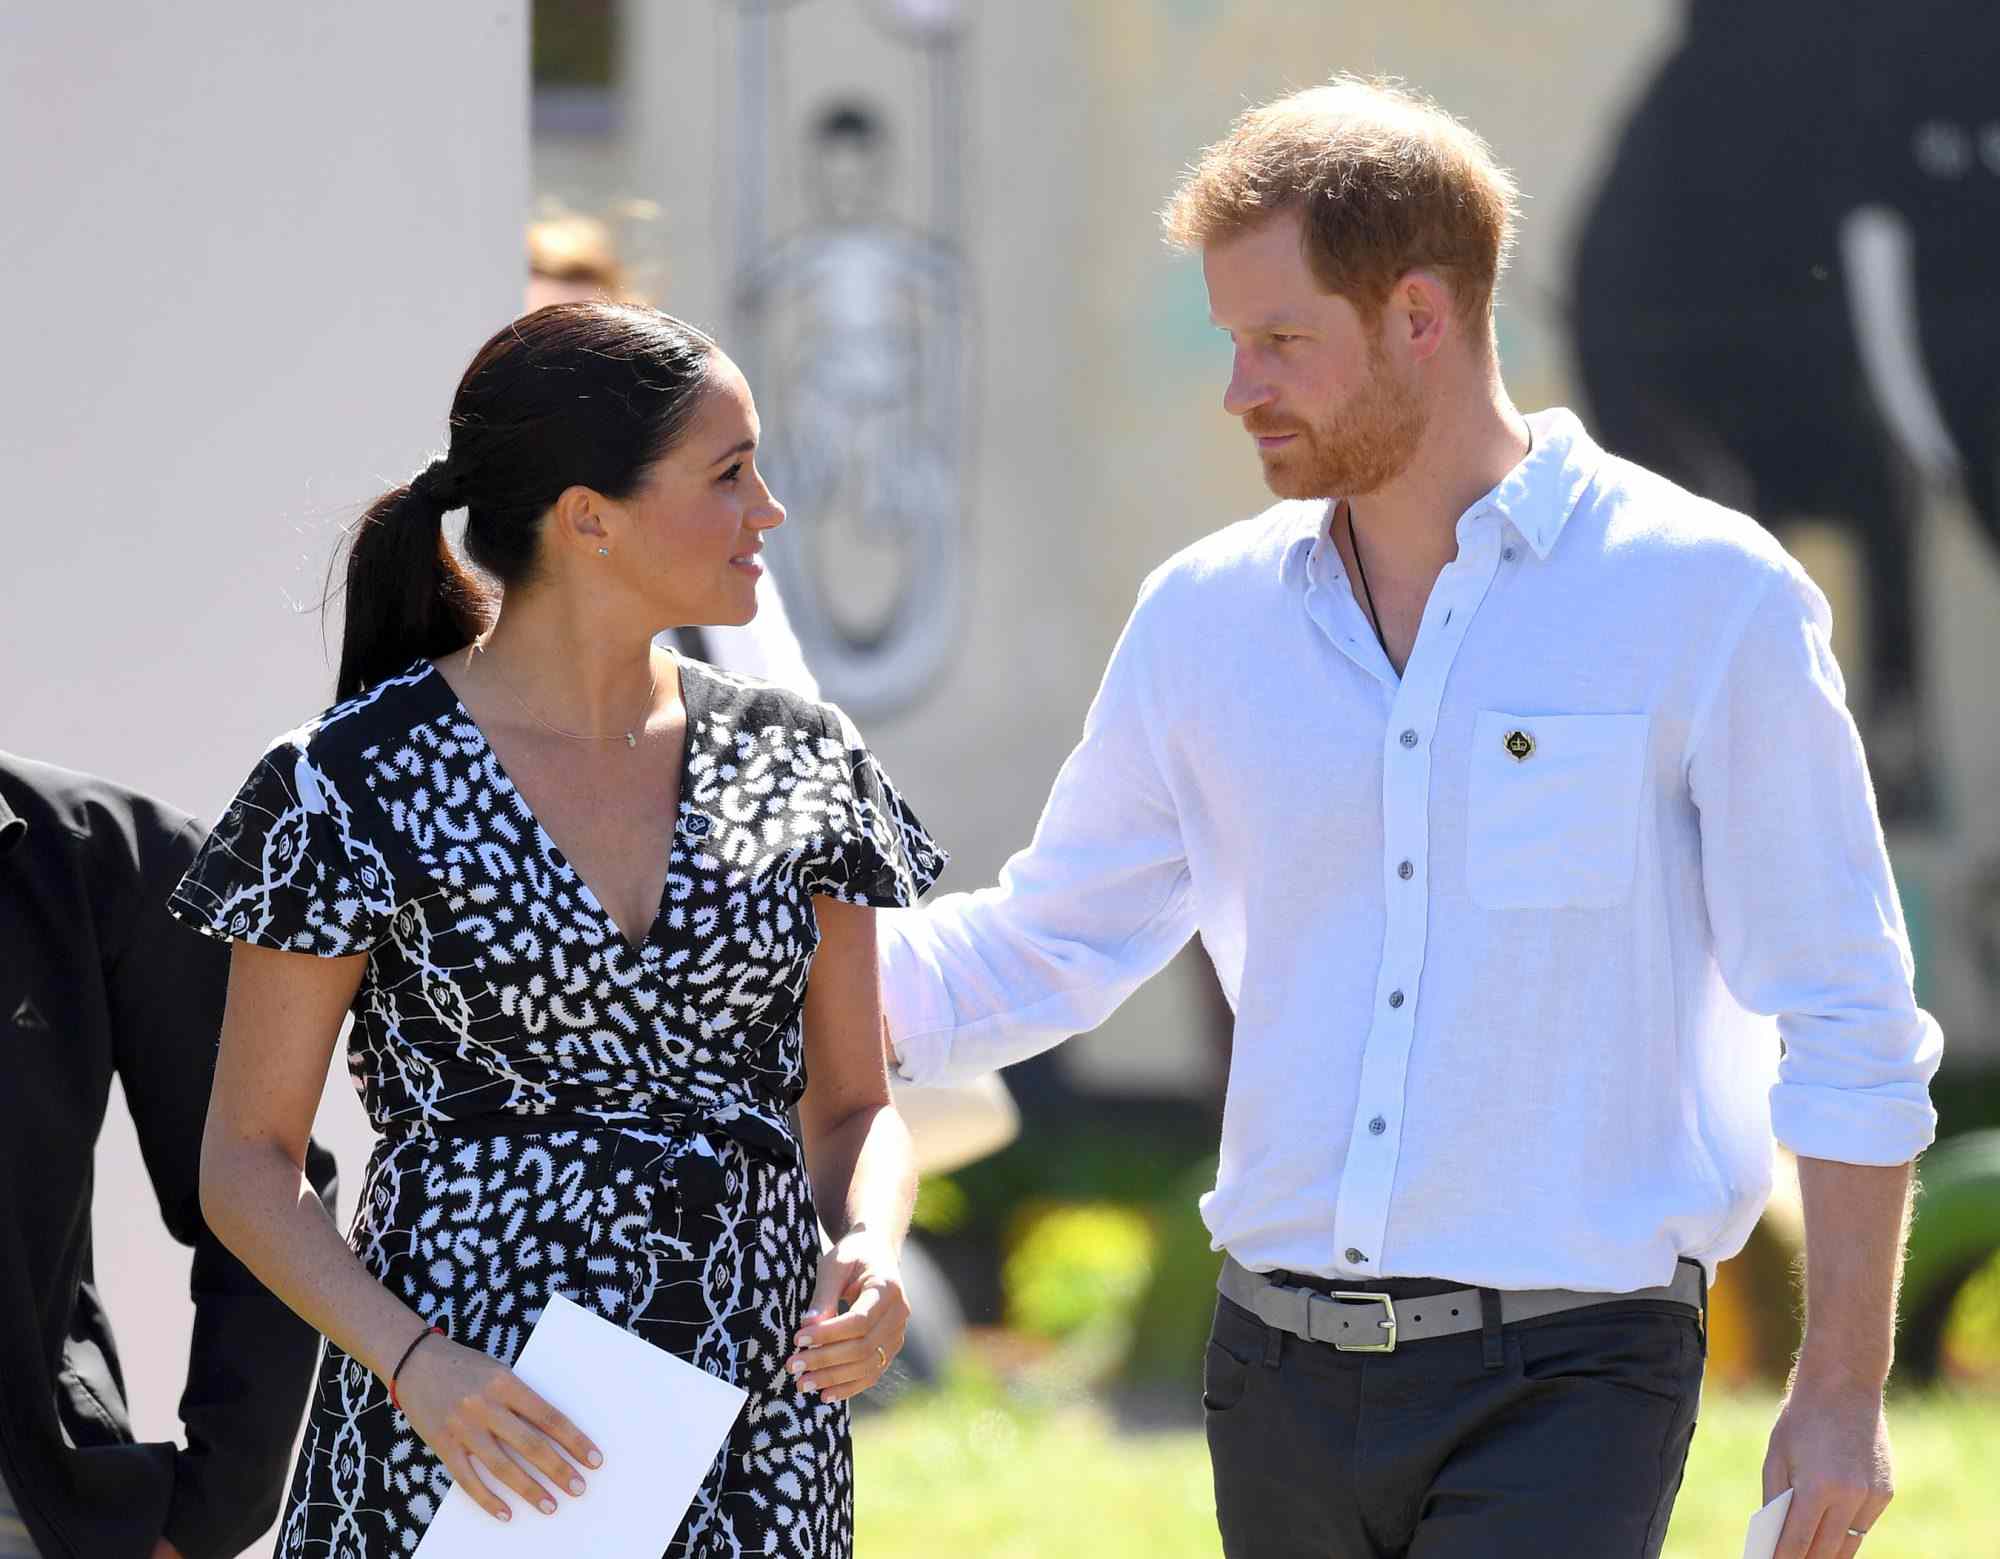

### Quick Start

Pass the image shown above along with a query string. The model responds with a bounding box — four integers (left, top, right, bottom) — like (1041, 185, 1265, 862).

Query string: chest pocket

(1466, 711, 1650, 910)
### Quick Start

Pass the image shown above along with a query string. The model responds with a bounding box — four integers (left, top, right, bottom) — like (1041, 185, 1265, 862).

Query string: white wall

(0, 0, 527, 1539)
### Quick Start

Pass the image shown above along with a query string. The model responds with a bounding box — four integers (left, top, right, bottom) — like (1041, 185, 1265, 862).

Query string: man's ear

(1391, 270, 1452, 364)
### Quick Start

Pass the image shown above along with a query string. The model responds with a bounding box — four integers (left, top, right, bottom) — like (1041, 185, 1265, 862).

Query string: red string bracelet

(389, 1325, 443, 1413)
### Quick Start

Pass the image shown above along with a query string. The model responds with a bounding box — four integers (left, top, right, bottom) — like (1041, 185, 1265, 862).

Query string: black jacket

(0, 752, 336, 1559)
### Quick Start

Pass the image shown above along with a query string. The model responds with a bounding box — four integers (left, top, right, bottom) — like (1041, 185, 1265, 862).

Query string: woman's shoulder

(680, 655, 845, 743)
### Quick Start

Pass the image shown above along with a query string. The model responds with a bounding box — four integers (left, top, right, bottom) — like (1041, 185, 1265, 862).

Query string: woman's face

(618, 355, 785, 628)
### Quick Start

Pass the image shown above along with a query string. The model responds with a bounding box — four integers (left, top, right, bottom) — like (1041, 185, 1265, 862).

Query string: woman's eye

(720, 462, 743, 484)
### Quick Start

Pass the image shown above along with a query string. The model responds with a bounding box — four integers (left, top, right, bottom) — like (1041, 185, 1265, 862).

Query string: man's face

(1204, 209, 1427, 500)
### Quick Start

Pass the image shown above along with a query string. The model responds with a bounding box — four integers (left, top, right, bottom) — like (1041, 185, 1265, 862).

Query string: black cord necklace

(1346, 501, 1392, 660)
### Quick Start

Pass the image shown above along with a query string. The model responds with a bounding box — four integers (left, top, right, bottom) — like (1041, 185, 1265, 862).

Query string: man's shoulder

(0, 750, 203, 878)
(1587, 453, 1793, 580)
(1137, 500, 1323, 611)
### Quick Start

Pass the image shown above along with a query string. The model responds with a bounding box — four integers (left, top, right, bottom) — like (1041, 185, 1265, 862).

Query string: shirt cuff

(879, 908, 956, 1086)
(1771, 1078, 1939, 1167)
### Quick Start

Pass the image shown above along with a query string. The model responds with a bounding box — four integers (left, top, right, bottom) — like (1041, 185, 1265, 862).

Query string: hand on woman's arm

(201, 943, 601, 1523)
(792, 898, 917, 1403)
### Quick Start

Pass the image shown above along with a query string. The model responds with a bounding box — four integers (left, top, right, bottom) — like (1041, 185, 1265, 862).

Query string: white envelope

(412, 1293, 749, 1558)
(1743, 1487, 1794, 1559)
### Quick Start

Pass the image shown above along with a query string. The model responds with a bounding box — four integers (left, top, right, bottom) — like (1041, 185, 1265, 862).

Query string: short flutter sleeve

(808, 704, 947, 908)
(168, 741, 398, 957)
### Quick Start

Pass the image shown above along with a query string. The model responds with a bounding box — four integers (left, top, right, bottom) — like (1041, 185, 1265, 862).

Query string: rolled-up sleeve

(883, 576, 1195, 1087)
(1687, 562, 1942, 1165)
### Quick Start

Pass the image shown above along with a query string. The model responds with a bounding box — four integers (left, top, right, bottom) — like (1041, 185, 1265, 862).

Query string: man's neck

(1345, 388, 1533, 577)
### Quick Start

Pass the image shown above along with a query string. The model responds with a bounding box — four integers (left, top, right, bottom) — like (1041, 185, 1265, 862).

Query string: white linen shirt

(880, 408, 1941, 1292)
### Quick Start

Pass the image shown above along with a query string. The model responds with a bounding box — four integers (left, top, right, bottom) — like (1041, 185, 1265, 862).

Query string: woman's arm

(790, 897, 917, 1403)
(201, 943, 602, 1523)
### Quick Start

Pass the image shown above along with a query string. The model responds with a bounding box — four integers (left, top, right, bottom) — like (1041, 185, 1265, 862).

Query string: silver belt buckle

(1328, 1291, 1398, 1353)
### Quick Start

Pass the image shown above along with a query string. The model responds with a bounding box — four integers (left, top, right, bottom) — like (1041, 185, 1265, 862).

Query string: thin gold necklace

(472, 641, 660, 750)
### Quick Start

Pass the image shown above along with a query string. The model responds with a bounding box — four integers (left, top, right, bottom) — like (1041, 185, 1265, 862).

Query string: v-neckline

(418, 654, 706, 961)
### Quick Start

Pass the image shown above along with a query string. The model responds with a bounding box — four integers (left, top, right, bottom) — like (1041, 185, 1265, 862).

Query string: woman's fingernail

(798, 1375, 814, 1391)
(539, 1499, 556, 1515)
(586, 1450, 603, 1468)
(497, 1508, 512, 1522)
(568, 1478, 585, 1496)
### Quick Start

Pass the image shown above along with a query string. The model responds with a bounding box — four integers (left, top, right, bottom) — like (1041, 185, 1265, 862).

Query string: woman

(169, 302, 944, 1556)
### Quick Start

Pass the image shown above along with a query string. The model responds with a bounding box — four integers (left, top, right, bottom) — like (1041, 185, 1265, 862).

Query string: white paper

(1742, 1487, 1794, 1559)
(413, 1293, 748, 1558)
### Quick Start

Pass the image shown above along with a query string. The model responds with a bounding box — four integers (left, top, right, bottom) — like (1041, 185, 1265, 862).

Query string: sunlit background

(4, 2, 1996, 1554)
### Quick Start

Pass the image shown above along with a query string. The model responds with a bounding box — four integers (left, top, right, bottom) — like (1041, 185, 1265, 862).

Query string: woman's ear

(549, 483, 613, 559)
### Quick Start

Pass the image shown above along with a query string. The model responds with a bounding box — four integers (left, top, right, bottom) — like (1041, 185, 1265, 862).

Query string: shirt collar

(1476, 407, 1600, 560)
(1277, 406, 1602, 588)
(0, 781, 23, 859)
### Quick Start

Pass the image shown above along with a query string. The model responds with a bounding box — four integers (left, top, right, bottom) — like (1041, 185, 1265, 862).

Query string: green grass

(854, 1379, 1999, 1557)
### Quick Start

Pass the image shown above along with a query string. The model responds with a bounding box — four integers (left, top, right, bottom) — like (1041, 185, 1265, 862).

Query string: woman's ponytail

(333, 461, 491, 701)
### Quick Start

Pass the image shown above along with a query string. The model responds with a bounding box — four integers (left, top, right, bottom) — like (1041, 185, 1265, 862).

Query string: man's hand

(1763, 1360, 1895, 1557)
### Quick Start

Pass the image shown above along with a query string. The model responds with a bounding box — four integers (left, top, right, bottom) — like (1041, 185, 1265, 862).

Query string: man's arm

(885, 579, 1196, 1086)
(1686, 561, 1940, 1559)
(106, 808, 334, 1559)
(1762, 1158, 1908, 1557)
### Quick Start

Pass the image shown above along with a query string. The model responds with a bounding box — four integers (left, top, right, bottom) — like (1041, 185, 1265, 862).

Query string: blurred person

(0, 752, 335, 1559)
(169, 301, 942, 1558)
(880, 77, 1939, 1559)
(525, 208, 627, 311)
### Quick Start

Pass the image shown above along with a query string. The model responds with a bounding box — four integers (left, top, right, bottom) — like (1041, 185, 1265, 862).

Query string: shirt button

(1388, 989, 1405, 1009)
(1397, 860, 1414, 880)
(1502, 545, 1518, 562)
(1345, 1248, 1367, 1264)
(1399, 728, 1419, 748)
(1368, 1115, 1386, 1135)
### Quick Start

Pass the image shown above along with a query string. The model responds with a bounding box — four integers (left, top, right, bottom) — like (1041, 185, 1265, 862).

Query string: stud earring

(597, 546, 609, 557)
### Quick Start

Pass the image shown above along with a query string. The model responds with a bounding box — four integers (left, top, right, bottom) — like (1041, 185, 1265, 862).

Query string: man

(0, 752, 335, 1558)
(878, 77, 1939, 1558)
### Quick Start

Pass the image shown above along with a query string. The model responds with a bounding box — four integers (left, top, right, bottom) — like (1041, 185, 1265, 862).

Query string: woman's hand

(392, 1332, 603, 1523)
(788, 1227, 911, 1403)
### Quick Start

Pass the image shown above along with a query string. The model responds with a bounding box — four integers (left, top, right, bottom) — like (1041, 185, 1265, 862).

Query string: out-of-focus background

(4, 2, 1997, 1554)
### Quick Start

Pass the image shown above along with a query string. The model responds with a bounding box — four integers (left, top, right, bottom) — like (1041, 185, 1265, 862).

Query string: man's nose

(1223, 351, 1271, 419)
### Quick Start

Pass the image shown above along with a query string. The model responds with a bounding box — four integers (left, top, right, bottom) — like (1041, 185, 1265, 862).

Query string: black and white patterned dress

(168, 657, 944, 1559)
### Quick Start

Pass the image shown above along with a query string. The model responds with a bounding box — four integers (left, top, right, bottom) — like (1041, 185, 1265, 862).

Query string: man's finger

(1774, 1488, 1829, 1559)
(1762, 1445, 1789, 1507)
(1804, 1491, 1870, 1559)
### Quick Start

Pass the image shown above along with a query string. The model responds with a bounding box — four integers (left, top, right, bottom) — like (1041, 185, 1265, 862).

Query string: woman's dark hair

(334, 302, 718, 700)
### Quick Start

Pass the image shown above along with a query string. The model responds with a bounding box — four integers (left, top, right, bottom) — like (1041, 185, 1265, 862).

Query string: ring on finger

(1848, 1530, 1868, 1540)
(874, 1345, 886, 1370)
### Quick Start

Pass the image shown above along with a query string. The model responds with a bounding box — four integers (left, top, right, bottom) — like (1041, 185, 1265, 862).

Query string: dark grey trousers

(1203, 1278, 1705, 1558)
